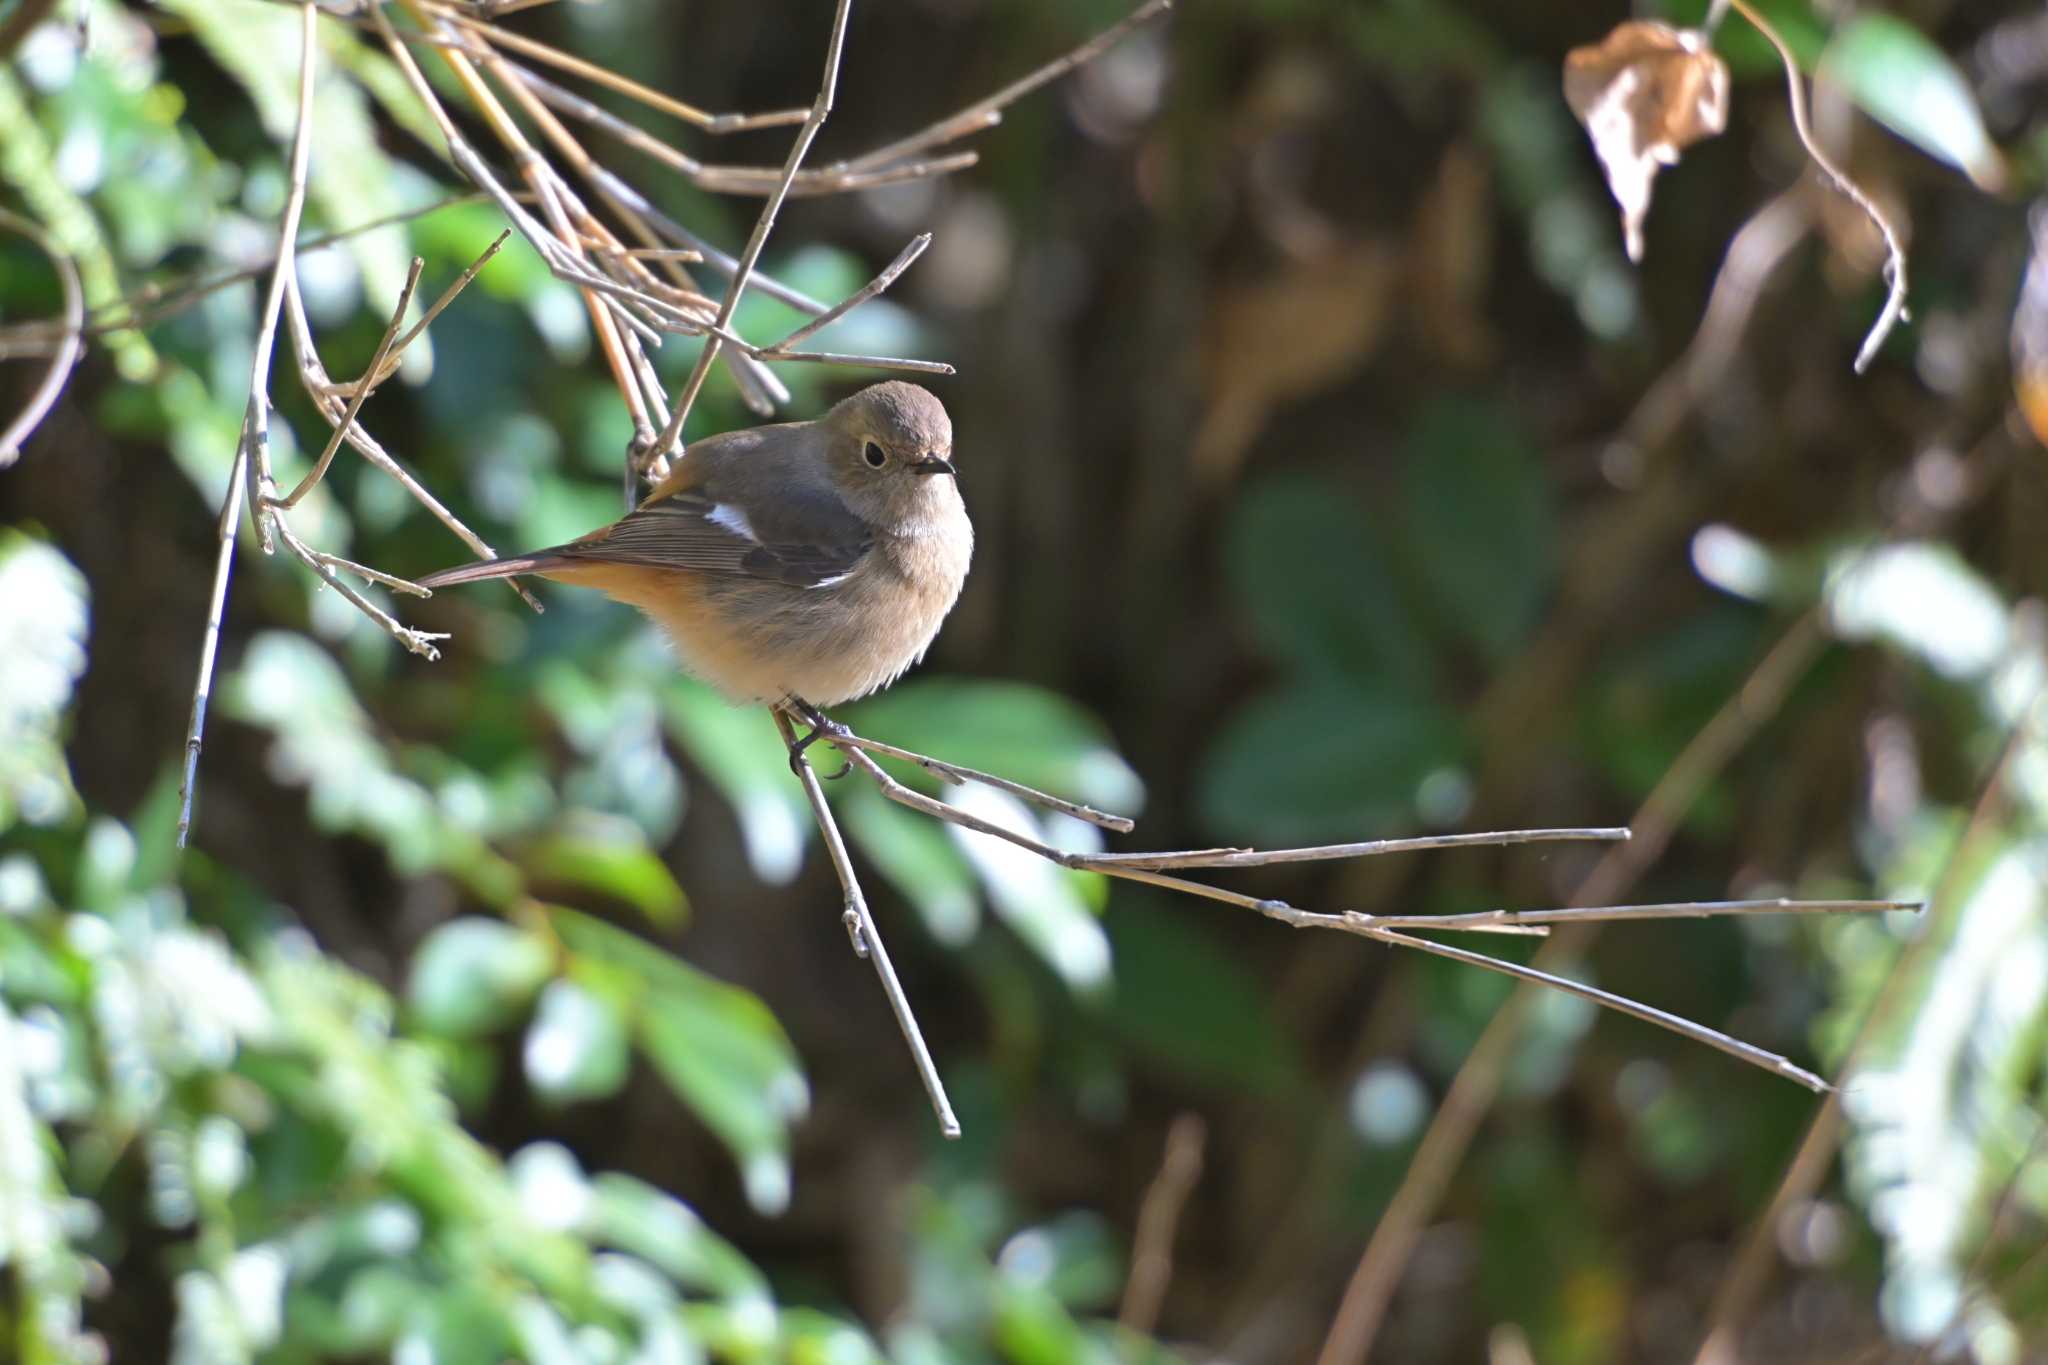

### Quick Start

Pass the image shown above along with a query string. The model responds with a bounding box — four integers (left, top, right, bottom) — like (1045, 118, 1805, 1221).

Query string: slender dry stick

(817, 725, 1880, 1095)
(427, 2, 809, 133)
(1727, 0, 1907, 372)
(177, 0, 319, 849)
(0, 208, 82, 464)
(0, 193, 502, 354)
(273, 257, 423, 510)
(652, 0, 855, 460)
(1368, 928, 1832, 1091)
(277, 273, 541, 613)
(1094, 827, 1632, 869)
(762, 234, 932, 353)
(1692, 684, 2046, 1365)
(839, 0, 1174, 175)
(1316, 610, 1832, 1365)
(773, 709, 960, 1139)
(1119, 1113, 1207, 1337)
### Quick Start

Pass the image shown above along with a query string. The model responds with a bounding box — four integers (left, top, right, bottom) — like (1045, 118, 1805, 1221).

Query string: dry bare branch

(178, 0, 322, 849)
(0, 207, 82, 465)
(773, 709, 960, 1138)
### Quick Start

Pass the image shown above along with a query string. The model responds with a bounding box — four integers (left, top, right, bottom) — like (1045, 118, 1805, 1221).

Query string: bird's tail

(417, 552, 569, 590)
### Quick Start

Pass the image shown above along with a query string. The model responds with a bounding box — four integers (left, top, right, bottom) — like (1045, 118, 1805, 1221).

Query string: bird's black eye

(863, 440, 887, 468)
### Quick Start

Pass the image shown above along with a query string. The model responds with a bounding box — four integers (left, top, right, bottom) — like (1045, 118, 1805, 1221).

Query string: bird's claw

(787, 701, 852, 780)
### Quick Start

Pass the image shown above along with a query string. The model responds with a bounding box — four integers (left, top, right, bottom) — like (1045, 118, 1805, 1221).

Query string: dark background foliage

(2, 0, 2045, 1361)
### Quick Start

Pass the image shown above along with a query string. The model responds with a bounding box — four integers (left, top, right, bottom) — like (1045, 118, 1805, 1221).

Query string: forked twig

(780, 706, 1911, 1134)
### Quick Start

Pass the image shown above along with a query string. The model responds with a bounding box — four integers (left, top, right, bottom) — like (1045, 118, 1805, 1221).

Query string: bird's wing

(559, 477, 872, 589)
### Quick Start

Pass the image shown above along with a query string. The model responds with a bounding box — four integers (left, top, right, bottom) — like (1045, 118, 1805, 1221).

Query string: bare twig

(1727, 0, 1908, 372)
(652, 0, 855, 461)
(796, 713, 1885, 1113)
(427, 2, 808, 134)
(178, 0, 320, 849)
(772, 709, 960, 1139)
(762, 234, 932, 354)
(278, 272, 541, 613)
(1091, 826, 1632, 869)
(273, 257, 423, 510)
(0, 207, 83, 465)
(0, 193, 501, 355)
(1119, 1114, 1207, 1338)
(839, 0, 1174, 175)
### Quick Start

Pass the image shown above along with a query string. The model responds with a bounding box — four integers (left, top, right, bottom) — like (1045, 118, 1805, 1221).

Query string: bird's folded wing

(560, 484, 872, 589)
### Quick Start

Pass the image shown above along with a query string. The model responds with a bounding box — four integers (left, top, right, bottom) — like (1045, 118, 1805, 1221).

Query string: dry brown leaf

(1564, 20, 1730, 262)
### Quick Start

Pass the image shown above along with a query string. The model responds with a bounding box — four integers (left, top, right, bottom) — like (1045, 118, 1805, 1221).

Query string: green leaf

(407, 918, 553, 1038)
(549, 908, 806, 1212)
(1826, 542, 2009, 681)
(1401, 398, 1557, 660)
(522, 978, 630, 1105)
(1106, 905, 1308, 1097)
(996, 1211, 1123, 1311)
(1198, 681, 1464, 844)
(1224, 477, 1435, 693)
(847, 680, 1143, 815)
(1824, 15, 2004, 191)
(838, 782, 981, 946)
(519, 816, 688, 929)
(584, 1173, 767, 1301)
(660, 681, 809, 884)
(943, 786, 1111, 994)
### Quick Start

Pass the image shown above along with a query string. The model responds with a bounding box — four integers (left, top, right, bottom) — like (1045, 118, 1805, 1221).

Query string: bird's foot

(786, 699, 852, 780)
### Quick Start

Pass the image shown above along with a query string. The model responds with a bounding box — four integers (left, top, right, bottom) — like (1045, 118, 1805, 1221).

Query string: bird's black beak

(910, 455, 957, 476)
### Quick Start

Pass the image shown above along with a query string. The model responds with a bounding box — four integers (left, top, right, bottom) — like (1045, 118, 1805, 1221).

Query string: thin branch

(819, 726, 1135, 832)
(652, 0, 855, 460)
(802, 715, 1879, 1110)
(1335, 897, 1920, 932)
(1362, 928, 1830, 1092)
(278, 274, 541, 613)
(0, 193, 501, 354)
(763, 233, 931, 353)
(1091, 826, 1632, 870)
(273, 257, 423, 510)
(177, 446, 248, 852)
(428, 2, 808, 134)
(178, 0, 319, 849)
(0, 207, 83, 465)
(1118, 1114, 1206, 1338)
(839, 0, 1175, 175)
(1727, 0, 1908, 372)
(773, 710, 959, 1139)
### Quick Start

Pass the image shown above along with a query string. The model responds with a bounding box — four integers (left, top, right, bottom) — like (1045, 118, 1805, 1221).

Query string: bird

(418, 382, 971, 741)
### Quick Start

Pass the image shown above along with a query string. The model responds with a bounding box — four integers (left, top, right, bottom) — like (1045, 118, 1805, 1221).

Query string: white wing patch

(705, 502, 758, 543)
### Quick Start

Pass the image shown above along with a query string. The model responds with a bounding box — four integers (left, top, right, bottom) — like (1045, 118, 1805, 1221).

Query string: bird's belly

(560, 564, 954, 706)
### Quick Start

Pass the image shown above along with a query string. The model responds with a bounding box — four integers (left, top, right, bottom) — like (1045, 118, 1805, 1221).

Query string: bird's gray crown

(836, 381, 953, 456)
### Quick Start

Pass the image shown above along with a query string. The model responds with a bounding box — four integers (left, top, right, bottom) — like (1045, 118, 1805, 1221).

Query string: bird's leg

(785, 697, 852, 779)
